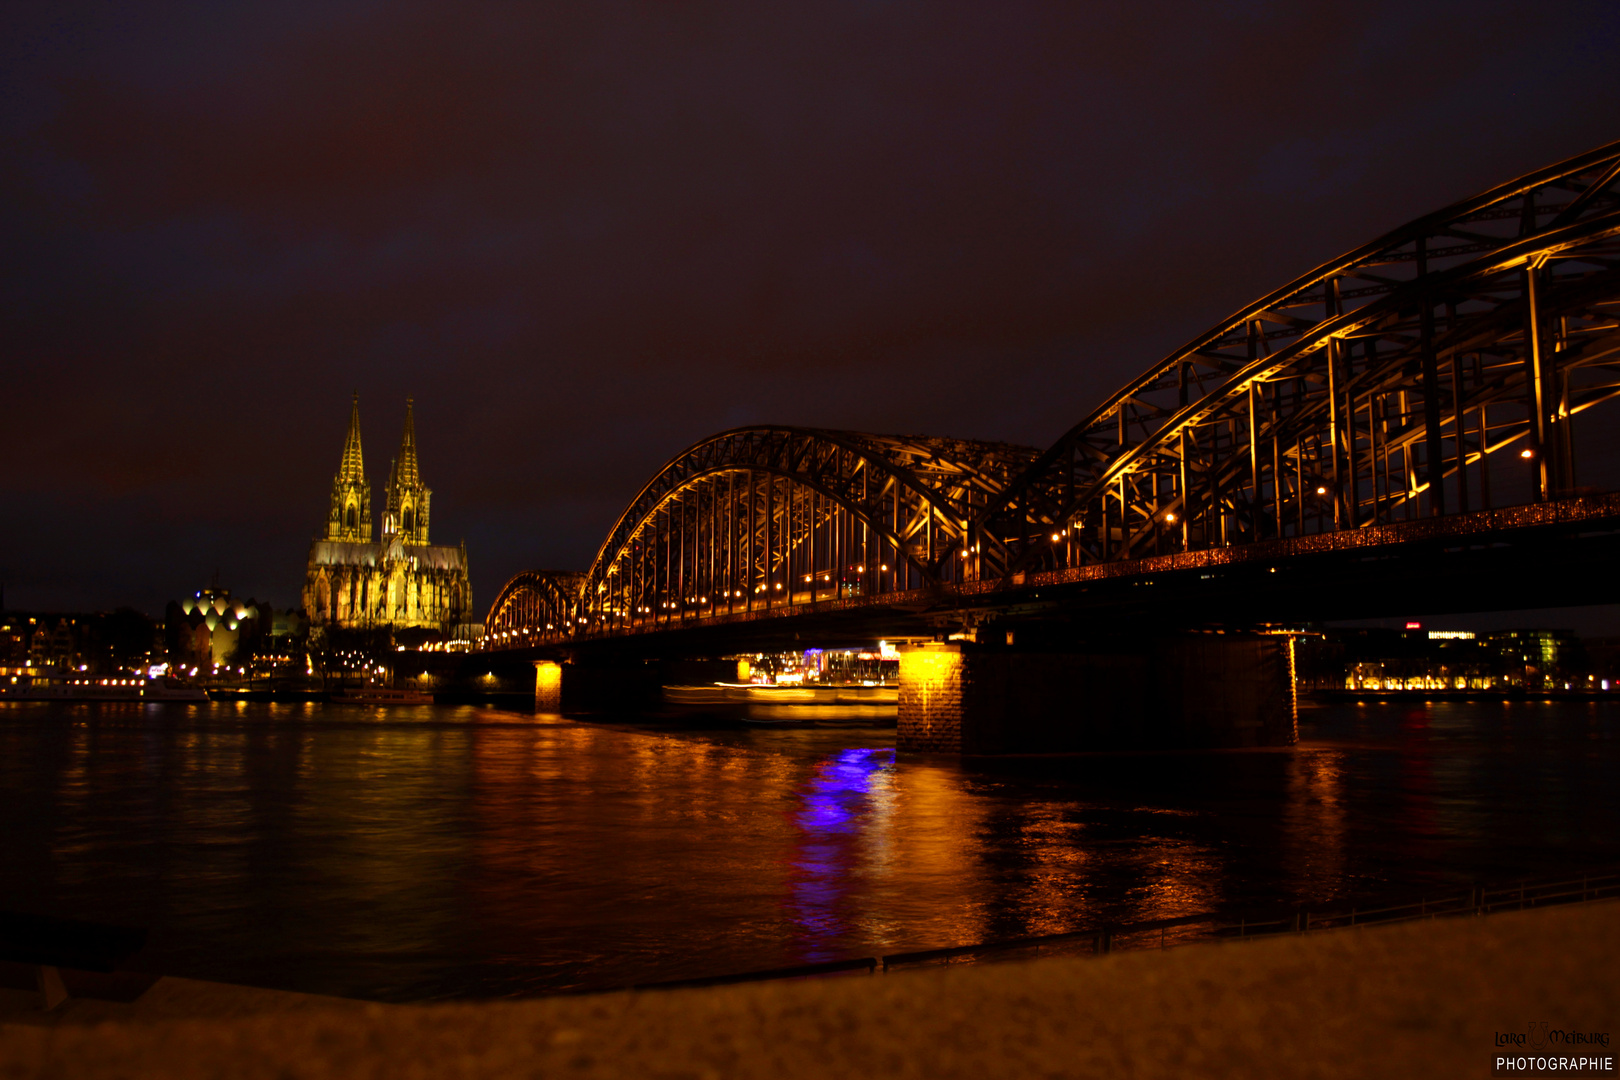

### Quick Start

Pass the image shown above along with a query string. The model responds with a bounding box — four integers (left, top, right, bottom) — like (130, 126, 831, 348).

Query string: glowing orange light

(1520, 448, 1535, 459)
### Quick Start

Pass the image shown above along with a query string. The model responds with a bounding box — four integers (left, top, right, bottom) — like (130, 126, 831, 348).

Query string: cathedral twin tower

(303, 395, 471, 635)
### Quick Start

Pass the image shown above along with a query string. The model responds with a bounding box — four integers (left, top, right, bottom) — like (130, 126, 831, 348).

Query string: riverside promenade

(3, 900, 1616, 1079)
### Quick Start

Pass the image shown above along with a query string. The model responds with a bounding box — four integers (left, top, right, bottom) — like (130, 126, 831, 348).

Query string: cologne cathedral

(302, 395, 471, 635)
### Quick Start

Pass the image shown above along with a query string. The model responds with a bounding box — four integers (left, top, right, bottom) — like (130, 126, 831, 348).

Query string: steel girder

(573, 427, 1041, 635)
(975, 139, 1620, 576)
(484, 570, 586, 646)
(498, 427, 1039, 642)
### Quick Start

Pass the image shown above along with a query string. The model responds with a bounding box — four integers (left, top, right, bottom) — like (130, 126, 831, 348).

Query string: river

(1, 698, 1616, 1001)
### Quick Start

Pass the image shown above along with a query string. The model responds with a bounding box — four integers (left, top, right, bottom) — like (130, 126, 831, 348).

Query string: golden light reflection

(1282, 748, 1348, 903)
(867, 763, 989, 952)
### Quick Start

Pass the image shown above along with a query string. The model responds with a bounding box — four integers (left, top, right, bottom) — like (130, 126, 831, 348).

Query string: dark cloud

(3, 0, 1619, 612)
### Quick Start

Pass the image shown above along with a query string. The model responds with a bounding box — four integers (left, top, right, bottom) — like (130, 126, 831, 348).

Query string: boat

(664, 681, 898, 726)
(138, 677, 211, 701)
(330, 687, 435, 705)
(0, 673, 208, 702)
(664, 683, 897, 706)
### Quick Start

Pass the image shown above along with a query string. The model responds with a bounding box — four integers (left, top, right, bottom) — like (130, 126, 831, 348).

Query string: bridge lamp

(1520, 448, 1535, 459)
(1164, 513, 1176, 523)
(1316, 486, 1328, 495)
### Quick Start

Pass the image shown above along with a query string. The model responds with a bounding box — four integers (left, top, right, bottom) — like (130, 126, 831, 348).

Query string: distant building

(2, 610, 160, 677)
(28, 618, 76, 667)
(165, 588, 269, 670)
(302, 395, 471, 635)
(1305, 627, 1590, 692)
(271, 609, 309, 640)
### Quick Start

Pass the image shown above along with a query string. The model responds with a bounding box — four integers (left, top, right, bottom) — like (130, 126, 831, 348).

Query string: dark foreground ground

(2, 899, 1615, 1079)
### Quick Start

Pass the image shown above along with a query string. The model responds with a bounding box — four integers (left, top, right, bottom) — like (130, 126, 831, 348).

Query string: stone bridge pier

(897, 634, 1297, 754)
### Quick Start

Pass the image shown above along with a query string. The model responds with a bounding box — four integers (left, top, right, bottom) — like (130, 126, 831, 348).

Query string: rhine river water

(2, 698, 1617, 1002)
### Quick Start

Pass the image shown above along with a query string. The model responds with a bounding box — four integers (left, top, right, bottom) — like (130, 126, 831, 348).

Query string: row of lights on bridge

(1085, 451, 1535, 533)
(495, 444, 1547, 642)
(493, 562, 907, 639)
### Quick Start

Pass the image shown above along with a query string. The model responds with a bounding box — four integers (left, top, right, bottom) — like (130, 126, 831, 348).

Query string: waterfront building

(2, 610, 160, 677)
(165, 587, 269, 670)
(302, 395, 471, 636)
(1302, 627, 1596, 692)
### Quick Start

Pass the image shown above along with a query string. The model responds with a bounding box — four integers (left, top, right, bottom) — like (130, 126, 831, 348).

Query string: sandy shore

(2, 900, 1615, 1078)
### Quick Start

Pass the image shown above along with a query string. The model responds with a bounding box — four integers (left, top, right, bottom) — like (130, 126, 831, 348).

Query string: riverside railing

(624, 867, 1620, 993)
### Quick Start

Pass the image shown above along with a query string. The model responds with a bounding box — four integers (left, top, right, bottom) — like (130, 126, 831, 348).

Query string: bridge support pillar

(897, 635, 1296, 754)
(895, 644, 970, 752)
(534, 661, 563, 712)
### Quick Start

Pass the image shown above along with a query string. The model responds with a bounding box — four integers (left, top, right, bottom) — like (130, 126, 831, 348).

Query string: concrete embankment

(2, 900, 1615, 1079)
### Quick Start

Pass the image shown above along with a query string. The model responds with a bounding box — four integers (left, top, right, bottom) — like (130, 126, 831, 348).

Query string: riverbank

(3, 897, 1614, 1078)
(1311, 687, 1620, 702)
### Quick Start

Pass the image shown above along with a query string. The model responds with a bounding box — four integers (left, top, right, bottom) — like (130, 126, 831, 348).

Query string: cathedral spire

(382, 396, 431, 544)
(325, 392, 372, 542)
(338, 392, 365, 483)
(396, 397, 420, 487)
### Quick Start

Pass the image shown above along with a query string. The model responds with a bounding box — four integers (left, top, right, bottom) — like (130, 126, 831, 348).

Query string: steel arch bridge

(486, 428, 1043, 645)
(487, 139, 1620, 648)
(485, 570, 585, 648)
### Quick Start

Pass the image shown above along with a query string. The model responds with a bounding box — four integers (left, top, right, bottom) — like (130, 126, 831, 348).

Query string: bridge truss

(487, 139, 1620, 646)
(486, 429, 1040, 642)
(977, 139, 1620, 576)
(484, 570, 585, 648)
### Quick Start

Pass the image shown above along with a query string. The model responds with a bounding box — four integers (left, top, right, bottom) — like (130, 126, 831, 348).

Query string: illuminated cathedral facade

(303, 395, 471, 635)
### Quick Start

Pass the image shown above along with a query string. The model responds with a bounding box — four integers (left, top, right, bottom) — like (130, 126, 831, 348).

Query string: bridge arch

(484, 570, 586, 646)
(977, 138, 1620, 575)
(566, 427, 1040, 635)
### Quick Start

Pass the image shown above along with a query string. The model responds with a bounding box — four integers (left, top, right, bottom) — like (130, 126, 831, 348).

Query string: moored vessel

(0, 671, 208, 702)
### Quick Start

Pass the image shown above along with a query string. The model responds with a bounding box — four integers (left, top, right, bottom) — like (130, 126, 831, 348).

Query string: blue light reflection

(788, 746, 894, 959)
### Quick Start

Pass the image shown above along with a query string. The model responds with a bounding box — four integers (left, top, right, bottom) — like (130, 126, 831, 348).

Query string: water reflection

(0, 698, 1617, 1001)
(1282, 749, 1348, 902)
(788, 747, 894, 959)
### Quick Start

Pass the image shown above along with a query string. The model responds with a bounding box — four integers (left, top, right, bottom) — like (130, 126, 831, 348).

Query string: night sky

(4, 2, 1619, 619)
